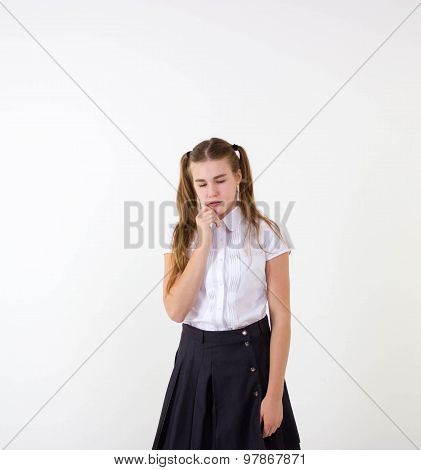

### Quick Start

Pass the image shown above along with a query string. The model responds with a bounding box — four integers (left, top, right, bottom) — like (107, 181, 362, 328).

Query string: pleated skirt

(152, 315, 301, 450)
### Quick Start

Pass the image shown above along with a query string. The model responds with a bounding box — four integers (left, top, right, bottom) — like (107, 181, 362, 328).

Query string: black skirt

(152, 315, 301, 450)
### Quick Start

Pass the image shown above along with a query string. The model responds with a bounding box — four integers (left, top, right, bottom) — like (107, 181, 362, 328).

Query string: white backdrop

(0, 0, 420, 450)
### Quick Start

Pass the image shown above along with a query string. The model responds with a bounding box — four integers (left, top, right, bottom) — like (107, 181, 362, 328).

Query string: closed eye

(199, 180, 226, 187)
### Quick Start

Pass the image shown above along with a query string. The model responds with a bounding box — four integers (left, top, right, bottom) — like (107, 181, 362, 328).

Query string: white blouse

(162, 202, 291, 331)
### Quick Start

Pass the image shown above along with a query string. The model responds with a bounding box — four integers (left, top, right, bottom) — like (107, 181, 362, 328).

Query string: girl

(152, 137, 301, 450)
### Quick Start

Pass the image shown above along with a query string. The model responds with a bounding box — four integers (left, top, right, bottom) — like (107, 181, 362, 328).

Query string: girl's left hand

(260, 395, 283, 438)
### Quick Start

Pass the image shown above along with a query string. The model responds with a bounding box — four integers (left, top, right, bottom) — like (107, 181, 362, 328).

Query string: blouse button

(250, 366, 256, 372)
(244, 341, 249, 347)
(254, 390, 259, 397)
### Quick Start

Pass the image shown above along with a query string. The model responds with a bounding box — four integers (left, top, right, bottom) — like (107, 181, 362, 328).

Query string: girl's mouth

(207, 201, 222, 207)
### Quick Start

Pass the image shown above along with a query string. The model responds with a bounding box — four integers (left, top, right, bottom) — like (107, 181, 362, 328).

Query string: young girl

(152, 137, 301, 450)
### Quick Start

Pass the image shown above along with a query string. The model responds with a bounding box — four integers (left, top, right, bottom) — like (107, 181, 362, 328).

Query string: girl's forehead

(190, 159, 231, 177)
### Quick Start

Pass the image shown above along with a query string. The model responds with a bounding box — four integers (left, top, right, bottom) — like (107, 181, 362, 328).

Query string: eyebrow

(194, 173, 227, 182)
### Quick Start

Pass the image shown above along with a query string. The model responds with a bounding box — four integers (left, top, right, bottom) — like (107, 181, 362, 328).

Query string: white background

(0, 0, 420, 450)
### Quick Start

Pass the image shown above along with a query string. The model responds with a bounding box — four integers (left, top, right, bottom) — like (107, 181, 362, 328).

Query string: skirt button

(250, 366, 256, 372)
(254, 390, 259, 397)
(242, 330, 248, 335)
(244, 341, 250, 347)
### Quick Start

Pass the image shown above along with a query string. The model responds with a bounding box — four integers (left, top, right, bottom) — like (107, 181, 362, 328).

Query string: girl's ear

(237, 169, 242, 183)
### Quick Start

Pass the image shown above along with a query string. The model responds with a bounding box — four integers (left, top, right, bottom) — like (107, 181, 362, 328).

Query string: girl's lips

(208, 201, 222, 207)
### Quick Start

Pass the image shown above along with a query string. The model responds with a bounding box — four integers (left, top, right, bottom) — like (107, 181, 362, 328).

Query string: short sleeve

(162, 222, 176, 255)
(260, 221, 291, 261)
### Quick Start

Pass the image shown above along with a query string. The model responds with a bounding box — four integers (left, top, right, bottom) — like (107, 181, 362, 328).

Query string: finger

(264, 425, 273, 437)
(204, 210, 216, 220)
(208, 211, 221, 226)
(202, 211, 215, 222)
(209, 213, 220, 224)
(205, 204, 220, 215)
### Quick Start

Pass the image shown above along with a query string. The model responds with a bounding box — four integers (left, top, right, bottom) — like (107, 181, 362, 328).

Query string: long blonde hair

(165, 137, 287, 296)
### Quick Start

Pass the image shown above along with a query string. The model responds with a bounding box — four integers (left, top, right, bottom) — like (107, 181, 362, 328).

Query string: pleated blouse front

(162, 202, 291, 331)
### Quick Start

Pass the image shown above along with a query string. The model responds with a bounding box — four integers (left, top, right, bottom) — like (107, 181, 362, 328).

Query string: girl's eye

(199, 180, 225, 187)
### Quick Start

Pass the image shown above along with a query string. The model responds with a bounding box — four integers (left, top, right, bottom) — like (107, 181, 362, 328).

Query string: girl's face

(190, 158, 241, 217)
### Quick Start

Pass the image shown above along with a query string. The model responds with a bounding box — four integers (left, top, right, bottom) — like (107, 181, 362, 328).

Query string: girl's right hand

(196, 205, 221, 246)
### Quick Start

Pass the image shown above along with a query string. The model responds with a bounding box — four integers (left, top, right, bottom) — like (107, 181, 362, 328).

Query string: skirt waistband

(181, 315, 270, 344)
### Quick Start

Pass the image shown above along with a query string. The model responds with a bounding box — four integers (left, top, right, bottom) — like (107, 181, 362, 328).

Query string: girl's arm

(265, 252, 292, 399)
(163, 239, 211, 323)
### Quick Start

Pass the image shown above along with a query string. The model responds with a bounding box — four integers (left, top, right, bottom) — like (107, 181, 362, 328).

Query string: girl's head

(165, 137, 285, 296)
(190, 156, 241, 218)
(178, 137, 250, 218)
(184, 139, 244, 218)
